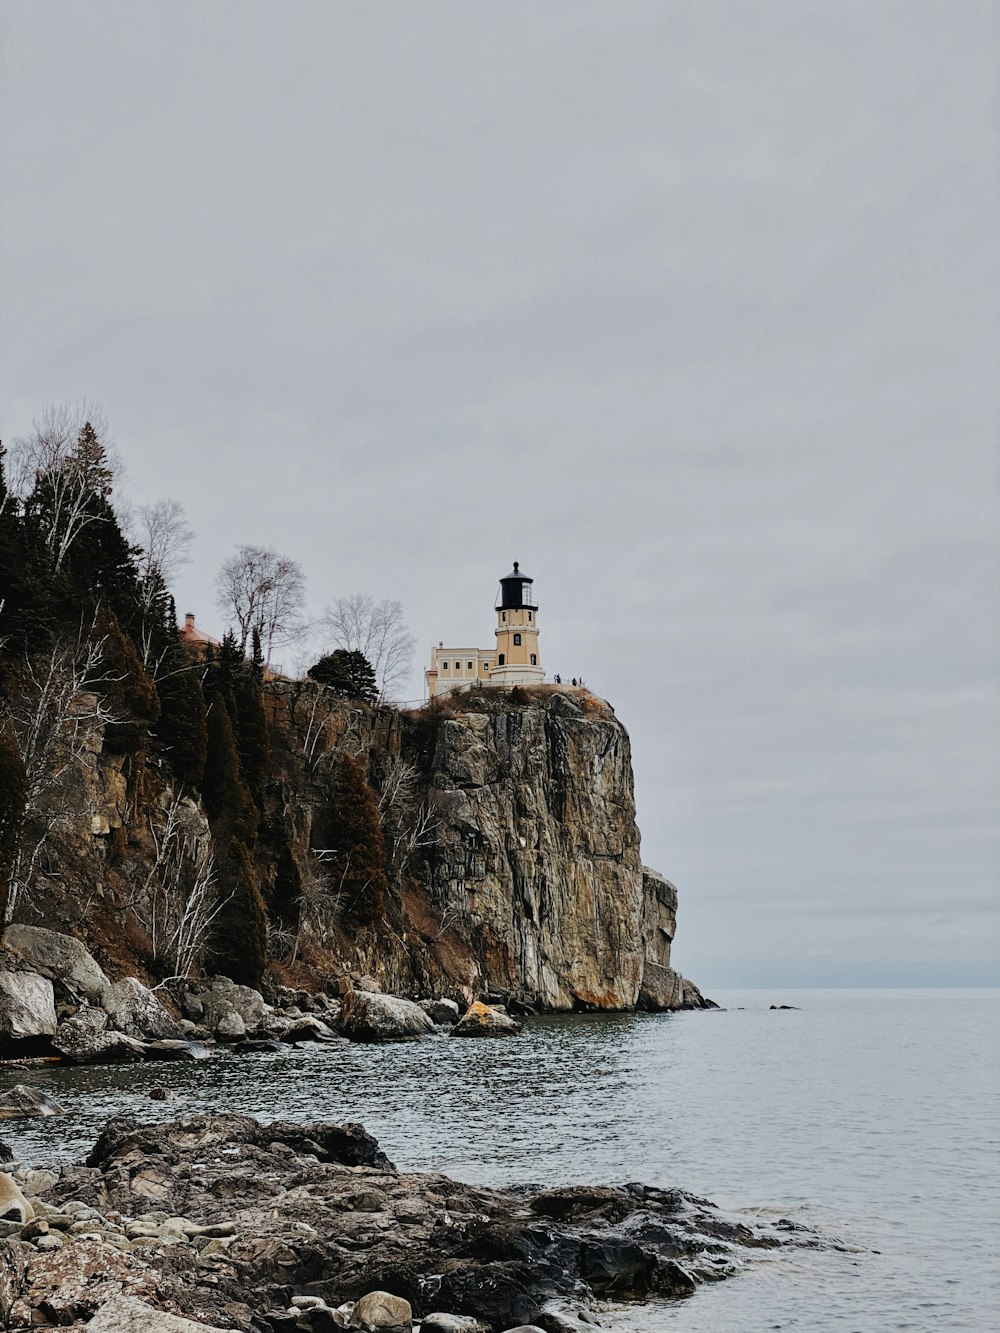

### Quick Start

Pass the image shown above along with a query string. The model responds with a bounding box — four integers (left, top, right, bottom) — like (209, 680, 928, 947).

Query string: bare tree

(376, 756, 440, 883)
(127, 793, 225, 979)
(134, 498, 194, 592)
(320, 594, 415, 700)
(9, 403, 121, 573)
(0, 618, 122, 923)
(215, 544, 306, 660)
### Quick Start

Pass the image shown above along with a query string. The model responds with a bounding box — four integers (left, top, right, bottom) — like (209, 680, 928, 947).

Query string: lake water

(3, 989, 998, 1332)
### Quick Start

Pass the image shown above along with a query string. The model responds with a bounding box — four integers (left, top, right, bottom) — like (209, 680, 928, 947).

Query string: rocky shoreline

(0, 1110, 826, 1332)
(1, 926, 711, 1073)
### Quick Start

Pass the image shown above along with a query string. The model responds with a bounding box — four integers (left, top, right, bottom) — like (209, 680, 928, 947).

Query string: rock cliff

(3, 682, 709, 1015)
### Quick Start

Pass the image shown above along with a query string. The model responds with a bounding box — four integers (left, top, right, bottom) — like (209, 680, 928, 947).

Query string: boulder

(2, 925, 109, 1003)
(86, 1294, 232, 1332)
(339, 991, 435, 1043)
(0, 1140, 13, 1163)
(419, 998, 461, 1026)
(52, 1009, 145, 1064)
(279, 1015, 336, 1043)
(200, 977, 268, 1031)
(0, 970, 57, 1039)
(0, 1173, 33, 1223)
(451, 1001, 522, 1038)
(102, 978, 183, 1040)
(214, 1009, 246, 1040)
(352, 1290, 411, 1330)
(0, 1085, 64, 1119)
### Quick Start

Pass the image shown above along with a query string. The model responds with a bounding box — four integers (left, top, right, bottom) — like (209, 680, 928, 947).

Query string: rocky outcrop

(0, 1113, 822, 1331)
(636, 866, 713, 1011)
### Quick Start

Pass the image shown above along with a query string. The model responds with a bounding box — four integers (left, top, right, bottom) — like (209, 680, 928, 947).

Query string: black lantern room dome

(496, 560, 537, 610)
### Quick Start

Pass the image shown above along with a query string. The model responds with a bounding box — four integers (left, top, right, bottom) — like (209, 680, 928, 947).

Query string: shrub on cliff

(326, 755, 387, 927)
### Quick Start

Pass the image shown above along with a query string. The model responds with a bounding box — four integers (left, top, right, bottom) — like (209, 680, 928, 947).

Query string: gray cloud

(2, 0, 997, 985)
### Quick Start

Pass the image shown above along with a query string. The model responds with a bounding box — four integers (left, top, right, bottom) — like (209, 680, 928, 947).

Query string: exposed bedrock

(0, 1113, 823, 1331)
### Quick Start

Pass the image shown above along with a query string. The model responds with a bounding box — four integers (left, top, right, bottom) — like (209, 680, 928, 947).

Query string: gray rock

(419, 1315, 488, 1333)
(214, 1008, 246, 1040)
(451, 1002, 522, 1038)
(419, 998, 461, 1026)
(0, 1085, 64, 1120)
(279, 1014, 336, 1043)
(200, 977, 268, 1030)
(353, 1290, 411, 1329)
(2, 925, 110, 1003)
(52, 1008, 145, 1064)
(87, 1294, 231, 1332)
(0, 970, 57, 1039)
(102, 978, 183, 1040)
(21, 1169, 57, 1196)
(143, 1039, 211, 1061)
(339, 991, 435, 1044)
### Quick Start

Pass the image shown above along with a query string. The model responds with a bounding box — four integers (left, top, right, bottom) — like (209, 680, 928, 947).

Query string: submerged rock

(339, 990, 435, 1043)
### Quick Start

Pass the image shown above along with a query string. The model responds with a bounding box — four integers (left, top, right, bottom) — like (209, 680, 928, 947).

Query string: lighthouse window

(528, 611, 532, 622)
(467, 661, 473, 671)
(442, 661, 448, 670)
(513, 633, 521, 645)
(501, 612, 506, 622)
(498, 653, 505, 666)
(531, 653, 537, 665)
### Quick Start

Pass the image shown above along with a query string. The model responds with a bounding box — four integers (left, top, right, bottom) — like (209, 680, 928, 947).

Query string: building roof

(501, 560, 532, 582)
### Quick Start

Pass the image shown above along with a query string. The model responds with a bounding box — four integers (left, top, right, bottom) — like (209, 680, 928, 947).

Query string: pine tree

(94, 608, 160, 754)
(0, 733, 27, 925)
(270, 823, 302, 928)
(327, 755, 388, 927)
(208, 836, 269, 987)
(202, 698, 258, 848)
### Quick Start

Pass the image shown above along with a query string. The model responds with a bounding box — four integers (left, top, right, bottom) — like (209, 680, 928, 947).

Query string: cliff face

(7, 683, 707, 1012)
(404, 694, 645, 1009)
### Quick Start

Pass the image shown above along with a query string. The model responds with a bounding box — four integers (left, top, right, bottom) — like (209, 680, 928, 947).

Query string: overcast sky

(2, 1, 997, 986)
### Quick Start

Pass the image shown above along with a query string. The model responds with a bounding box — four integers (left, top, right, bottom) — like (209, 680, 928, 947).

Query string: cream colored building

(426, 562, 544, 699)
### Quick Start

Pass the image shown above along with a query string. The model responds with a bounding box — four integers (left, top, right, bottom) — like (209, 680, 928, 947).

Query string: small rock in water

(149, 1087, 173, 1101)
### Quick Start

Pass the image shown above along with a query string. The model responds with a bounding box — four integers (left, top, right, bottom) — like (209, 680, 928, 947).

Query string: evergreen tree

(0, 733, 27, 924)
(326, 755, 388, 926)
(94, 608, 160, 754)
(232, 665, 270, 811)
(209, 836, 269, 987)
(155, 652, 208, 790)
(308, 649, 377, 702)
(202, 698, 258, 848)
(270, 823, 302, 928)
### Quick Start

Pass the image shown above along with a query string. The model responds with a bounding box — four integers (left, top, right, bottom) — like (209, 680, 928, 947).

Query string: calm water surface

(3, 989, 997, 1332)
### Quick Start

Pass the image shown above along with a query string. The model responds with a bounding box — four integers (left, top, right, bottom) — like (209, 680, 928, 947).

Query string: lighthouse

(425, 560, 544, 698)
(489, 562, 544, 687)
